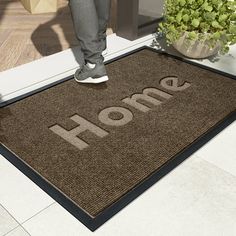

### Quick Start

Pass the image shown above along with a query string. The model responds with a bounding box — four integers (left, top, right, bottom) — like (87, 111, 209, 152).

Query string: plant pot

(172, 32, 221, 59)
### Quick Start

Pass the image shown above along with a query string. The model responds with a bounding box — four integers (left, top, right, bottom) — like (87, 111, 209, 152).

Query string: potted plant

(154, 0, 236, 58)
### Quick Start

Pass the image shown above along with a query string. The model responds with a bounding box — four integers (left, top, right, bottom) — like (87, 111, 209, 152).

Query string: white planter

(172, 32, 221, 59)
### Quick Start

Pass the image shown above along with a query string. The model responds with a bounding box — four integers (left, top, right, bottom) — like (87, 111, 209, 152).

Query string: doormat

(1, 47, 236, 231)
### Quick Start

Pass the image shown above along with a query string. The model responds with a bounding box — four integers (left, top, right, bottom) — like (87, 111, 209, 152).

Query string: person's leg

(68, 0, 104, 65)
(94, 0, 111, 52)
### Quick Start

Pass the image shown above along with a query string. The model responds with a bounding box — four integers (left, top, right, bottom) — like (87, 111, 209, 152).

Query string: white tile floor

(5, 226, 30, 236)
(0, 33, 236, 236)
(0, 205, 18, 235)
(0, 157, 54, 224)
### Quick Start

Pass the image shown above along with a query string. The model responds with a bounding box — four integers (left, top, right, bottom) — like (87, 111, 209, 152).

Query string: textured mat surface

(1, 48, 236, 218)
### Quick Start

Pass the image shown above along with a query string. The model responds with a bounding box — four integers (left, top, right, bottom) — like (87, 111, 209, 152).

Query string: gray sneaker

(74, 63, 108, 84)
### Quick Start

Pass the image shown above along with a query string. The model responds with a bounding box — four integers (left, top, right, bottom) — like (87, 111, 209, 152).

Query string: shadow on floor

(0, 0, 11, 25)
(30, 2, 84, 66)
(30, 0, 116, 67)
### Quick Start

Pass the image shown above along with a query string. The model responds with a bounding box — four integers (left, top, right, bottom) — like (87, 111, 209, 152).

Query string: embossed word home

(49, 77, 191, 150)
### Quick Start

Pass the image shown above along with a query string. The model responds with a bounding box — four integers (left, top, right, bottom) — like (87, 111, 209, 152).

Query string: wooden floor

(0, 0, 115, 72)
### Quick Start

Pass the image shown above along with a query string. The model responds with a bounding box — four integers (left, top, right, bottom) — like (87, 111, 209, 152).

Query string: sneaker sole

(74, 75, 109, 84)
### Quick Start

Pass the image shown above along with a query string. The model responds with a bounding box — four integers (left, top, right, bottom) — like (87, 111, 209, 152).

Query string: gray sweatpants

(69, 0, 111, 65)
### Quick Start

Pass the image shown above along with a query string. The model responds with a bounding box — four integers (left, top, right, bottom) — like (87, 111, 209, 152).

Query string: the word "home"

(49, 77, 191, 150)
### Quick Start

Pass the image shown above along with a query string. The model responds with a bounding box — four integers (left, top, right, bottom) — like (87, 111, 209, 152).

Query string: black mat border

(0, 46, 235, 231)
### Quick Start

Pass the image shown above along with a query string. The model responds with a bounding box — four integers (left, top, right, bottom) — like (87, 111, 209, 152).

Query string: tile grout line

(3, 225, 30, 236)
(0, 203, 22, 226)
(20, 202, 56, 226)
(195, 154, 236, 179)
(0, 203, 24, 236)
(2, 226, 19, 236)
(0, 201, 55, 236)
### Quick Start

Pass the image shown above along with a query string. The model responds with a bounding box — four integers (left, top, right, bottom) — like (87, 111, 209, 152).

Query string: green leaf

(229, 25, 236, 34)
(202, 2, 208, 9)
(192, 19, 200, 28)
(188, 31, 197, 40)
(203, 12, 216, 21)
(179, 0, 186, 7)
(230, 13, 236, 21)
(227, 1, 236, 11)
(159, 22, 163, 30)
(218, 14, 228, 22)
(176, 12, 182, 23)
(212, 0, 219, 5)
(198, 0, 204, 5)
(204, 5, 213, 12)
(212, 32, 221, 40)
(169, 25, 175, 32)
(212, 20, 222, 29)
(167, 16, 175, 22)
(182, 14, 189, 22)
(200, 22, 210, 32)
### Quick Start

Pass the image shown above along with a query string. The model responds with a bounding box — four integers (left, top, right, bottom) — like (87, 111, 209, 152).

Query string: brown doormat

(1, 47, 236, 231)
